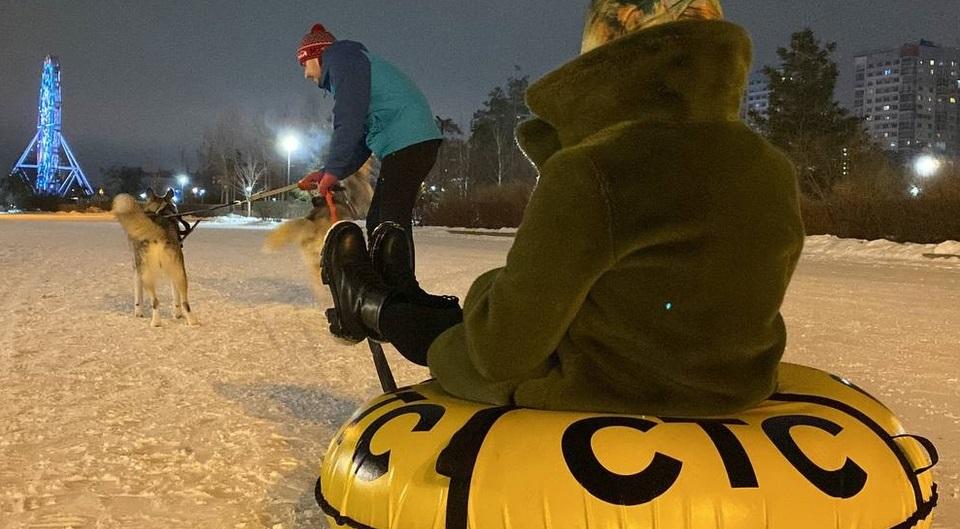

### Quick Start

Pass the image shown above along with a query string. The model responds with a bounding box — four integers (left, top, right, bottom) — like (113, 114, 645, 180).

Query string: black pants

(365, 139, 455, 365)
(366, 139, 441, 239)
(380, 300, 463, 366)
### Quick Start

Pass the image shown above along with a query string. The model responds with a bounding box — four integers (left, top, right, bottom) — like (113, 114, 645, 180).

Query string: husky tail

(112, 194, 166, 241)
(263, 216, 330, 301)
(262, 218, 315, 252)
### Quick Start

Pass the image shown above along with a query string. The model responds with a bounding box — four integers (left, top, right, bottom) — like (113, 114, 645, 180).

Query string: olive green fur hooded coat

(427, 20, 805, 417)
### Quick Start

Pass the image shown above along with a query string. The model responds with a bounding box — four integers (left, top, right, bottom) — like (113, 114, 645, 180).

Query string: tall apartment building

(854, 40, 960, 157)
(740, 71, 771, 127)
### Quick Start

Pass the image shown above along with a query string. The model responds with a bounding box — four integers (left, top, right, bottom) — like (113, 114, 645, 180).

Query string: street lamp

(176, 174, 189, 203)
(913, 154, 941, 179)
(278, 133, 300, 200)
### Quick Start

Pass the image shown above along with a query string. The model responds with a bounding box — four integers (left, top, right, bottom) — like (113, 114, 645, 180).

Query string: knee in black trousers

(366, 139, 441, 238)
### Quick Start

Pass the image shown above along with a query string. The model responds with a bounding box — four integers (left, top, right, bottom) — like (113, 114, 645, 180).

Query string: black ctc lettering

(352, 404, 445, 482)
(661, 418, 759, 488)
(561, 417, 682, 506)
(336, 391, 427, 445)
(762, 415, 868, 499)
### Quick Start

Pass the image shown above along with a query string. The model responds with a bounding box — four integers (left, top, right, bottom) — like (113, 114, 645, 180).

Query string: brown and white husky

(263, 164, 374, 300)
(112, 189, 199, 327)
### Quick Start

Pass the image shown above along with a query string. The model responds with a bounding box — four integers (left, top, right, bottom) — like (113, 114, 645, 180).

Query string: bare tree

(233, 155, 265, 217)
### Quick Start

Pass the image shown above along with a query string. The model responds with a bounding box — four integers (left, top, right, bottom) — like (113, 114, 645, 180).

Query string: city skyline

(741, 37, 960, 159)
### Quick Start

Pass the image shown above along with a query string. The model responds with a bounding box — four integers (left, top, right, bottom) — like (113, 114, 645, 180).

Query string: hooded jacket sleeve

(428, 151, 616, 383)
(321, 44, 373, 179)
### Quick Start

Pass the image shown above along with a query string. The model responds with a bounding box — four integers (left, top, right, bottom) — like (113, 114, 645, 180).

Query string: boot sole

(325, 308, 364, 346)
(320, 221, 366, 345)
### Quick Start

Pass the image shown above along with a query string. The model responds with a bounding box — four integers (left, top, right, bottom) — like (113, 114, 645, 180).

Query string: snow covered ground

(0, 214, 957, 529)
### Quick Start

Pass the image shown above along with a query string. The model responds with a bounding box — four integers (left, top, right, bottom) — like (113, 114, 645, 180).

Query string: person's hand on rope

(297, 170, 338, 195)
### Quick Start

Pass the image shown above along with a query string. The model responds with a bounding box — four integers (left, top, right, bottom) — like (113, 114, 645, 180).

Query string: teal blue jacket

(320, 41, 441, 178)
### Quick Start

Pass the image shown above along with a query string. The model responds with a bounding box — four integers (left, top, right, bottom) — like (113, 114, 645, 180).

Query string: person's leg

(378, 298, 462, 366)
(365, 176, 384, 236)
(366, 139, 441, 239)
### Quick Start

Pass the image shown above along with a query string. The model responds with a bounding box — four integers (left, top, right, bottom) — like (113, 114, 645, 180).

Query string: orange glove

(297, 171, 338, 194)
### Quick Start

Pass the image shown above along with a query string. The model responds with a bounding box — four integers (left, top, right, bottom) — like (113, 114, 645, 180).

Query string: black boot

(321, 221, 396, 344)
(369, 222, 460, 309)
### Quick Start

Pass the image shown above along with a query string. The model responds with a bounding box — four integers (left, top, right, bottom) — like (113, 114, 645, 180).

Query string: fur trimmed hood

(519, 20, 752, 166)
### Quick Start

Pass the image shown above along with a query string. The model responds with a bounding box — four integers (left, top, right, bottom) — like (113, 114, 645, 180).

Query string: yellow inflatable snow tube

(317, 363, 938, 529)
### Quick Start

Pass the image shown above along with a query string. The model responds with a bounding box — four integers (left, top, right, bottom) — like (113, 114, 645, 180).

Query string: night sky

(2, 1, 959, 184)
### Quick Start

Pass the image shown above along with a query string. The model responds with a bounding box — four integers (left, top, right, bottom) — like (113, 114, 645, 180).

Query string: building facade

(854, 40, 960, 157)
(740, 71, 771, 128)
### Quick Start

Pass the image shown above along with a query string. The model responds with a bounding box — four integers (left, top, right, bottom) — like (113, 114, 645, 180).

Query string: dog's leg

(144, 278, 161, 327)
(170, 260, 199, 326)
(172, 280, 184, 319)
(133, 268, 144, 318)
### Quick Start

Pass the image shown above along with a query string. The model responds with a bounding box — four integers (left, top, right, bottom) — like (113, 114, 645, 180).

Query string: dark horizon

(2, 0, 959, 185)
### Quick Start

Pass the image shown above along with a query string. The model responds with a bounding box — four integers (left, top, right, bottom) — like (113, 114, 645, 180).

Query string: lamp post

(910, 153, 942, 198)
(279, 134, 300, 200)
(176, 174, 189, 203)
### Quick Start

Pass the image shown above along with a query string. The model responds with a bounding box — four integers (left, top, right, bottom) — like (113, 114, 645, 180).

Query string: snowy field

(0, 213, 957, 529)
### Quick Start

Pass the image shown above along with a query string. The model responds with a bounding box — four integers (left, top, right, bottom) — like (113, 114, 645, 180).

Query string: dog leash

(163, 183, 302, 219)
(320, 189, 398, 393)
(324, 191, 339, 223)
(155, 182, 305, 242)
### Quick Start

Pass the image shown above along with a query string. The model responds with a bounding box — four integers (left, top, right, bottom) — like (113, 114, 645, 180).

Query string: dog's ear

(164, 189, 175, 200)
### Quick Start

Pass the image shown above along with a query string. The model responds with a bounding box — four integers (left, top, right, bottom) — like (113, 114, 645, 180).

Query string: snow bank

(416, 228, 960, 264)
(190, 214, 282, 230)
(804, 235, 960, 262)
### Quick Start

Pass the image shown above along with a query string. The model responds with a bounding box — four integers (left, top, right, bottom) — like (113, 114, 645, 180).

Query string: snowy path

(0, 216, 957, 528)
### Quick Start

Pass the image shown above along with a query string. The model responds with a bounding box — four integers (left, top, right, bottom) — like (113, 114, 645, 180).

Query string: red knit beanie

(297, 24, 337, 65)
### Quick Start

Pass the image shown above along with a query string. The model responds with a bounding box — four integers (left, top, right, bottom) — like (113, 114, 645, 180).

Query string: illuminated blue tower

(11, 56, 94, 197)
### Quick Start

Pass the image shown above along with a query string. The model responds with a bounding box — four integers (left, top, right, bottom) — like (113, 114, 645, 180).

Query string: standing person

(295, 23, 443, 303)
(321, 0, 806, 417)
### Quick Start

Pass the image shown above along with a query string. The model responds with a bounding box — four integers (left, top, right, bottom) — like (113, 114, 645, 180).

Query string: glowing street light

(176, 174, 189, 203)
(913, 154, 941, 178)
(278, 133, 301, 200)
